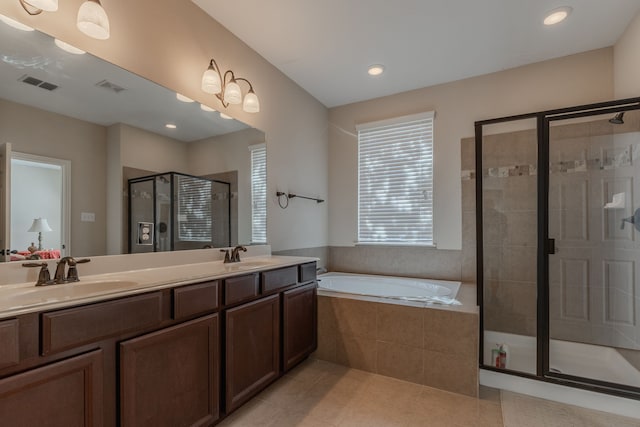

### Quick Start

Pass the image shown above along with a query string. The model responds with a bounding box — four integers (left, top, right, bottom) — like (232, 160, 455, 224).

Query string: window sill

(355, 242, 436, 248)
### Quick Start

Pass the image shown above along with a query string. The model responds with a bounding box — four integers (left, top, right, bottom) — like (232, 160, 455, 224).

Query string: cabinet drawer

(173, 281, 219, 320)
(0, 319, 19, 370)
(224, 274, 259, 305)
(298, 262, 317, 283)
(42, 292, 163, 355)
(261, 267, 298, 294)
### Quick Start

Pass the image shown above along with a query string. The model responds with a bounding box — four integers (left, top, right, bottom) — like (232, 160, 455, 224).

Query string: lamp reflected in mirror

(28, 218, 52, 250)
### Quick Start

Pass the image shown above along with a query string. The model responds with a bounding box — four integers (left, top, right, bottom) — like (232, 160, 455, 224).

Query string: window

(250, 144, 267, 243)
(357, 112, 434, 245)
(176, 174, 212, 242)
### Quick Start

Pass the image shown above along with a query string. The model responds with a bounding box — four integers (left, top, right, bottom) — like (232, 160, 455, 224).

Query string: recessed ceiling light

(200, 104, 216, 112)
(176, 93, 194, 102)
(367, 64, 385, 76)
(0, 14, 34, 31)
(54, 39, 86, 55)
(544, 6, 572, 26)
(219, 113, 233, 120)
(165, 124, 177, 129)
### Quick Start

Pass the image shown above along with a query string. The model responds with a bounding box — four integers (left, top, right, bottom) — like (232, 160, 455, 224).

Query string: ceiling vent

(95, 79, 126, 93)
(18, 75, 59, 91)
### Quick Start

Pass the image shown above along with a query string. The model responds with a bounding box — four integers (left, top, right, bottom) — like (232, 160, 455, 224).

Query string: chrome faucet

(54, 257, 91, 283)
(230, 245, 247, 262)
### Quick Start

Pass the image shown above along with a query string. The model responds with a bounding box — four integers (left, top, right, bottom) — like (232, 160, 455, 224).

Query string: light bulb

(77, 0, 110, 40)
(242, 90, 260, 113)
(201, 62, 221, 94)
(223, 80, 242, 105)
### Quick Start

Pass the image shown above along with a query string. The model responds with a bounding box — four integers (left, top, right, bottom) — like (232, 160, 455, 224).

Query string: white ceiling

(193, 0, 640, 108)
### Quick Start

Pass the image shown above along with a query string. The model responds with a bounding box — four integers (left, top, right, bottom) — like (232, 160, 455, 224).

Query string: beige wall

(614, 12, 640, 98)
(0, 0, 329, 252)
(0, 98, 107, 256)
(328, 48, 614, 257)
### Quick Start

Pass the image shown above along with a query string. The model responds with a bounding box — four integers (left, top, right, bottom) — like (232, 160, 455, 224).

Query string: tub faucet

(230, 245, 247, 262)
(54, 257, 91, 283)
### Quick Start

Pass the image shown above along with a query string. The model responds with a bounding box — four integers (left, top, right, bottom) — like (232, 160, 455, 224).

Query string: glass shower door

(547, 110, 640, 390)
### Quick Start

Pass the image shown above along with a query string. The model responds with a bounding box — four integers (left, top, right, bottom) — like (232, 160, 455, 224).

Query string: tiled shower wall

(462, 131, 539, 337)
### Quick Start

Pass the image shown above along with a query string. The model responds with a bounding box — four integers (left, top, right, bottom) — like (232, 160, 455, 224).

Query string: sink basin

(3, 280, 139, 309)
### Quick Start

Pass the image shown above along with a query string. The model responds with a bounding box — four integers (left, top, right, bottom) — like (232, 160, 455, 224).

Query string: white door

(0, 143, 12, 262)
(548, 113, 640, 386)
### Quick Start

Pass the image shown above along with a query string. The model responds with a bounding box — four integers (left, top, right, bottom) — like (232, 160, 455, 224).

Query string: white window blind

(250, 144, 267, 243)
(357, 112, 434, 245)
(176, 175, 212, 242)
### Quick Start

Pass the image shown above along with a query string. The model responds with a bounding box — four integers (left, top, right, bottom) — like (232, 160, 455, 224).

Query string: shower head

(609, 112, 625, 125)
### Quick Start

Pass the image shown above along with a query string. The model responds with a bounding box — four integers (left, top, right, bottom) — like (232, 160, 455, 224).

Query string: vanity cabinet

(0, 350, 103, 427)
(120, 314, 219, 427)
(0, 260, 318, 426)
(282, 282, 317, 372)
(225, 294, 280, 413)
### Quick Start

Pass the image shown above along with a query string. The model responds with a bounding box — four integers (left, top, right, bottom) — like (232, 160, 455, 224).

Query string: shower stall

(476, 97, 640, 398)
(128, 172, 231, 253)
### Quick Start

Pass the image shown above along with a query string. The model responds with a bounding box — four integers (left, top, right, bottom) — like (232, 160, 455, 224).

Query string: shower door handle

(548, 238, 556, 255)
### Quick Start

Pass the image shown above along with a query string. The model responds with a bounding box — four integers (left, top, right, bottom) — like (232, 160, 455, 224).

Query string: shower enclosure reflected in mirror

(0, 22, 266, 260)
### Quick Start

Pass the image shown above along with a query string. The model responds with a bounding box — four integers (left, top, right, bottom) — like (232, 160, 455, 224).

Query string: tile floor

(218, 359, 640, 427)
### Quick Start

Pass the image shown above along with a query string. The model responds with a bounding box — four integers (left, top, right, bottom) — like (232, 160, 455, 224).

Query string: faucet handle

(22, 262, 52, 286)
(67, 258, 91, 282)
(220, 249, 231, 263)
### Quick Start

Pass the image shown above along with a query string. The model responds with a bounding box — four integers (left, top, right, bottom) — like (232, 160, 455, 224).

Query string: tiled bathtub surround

(315, 293, 479, 397)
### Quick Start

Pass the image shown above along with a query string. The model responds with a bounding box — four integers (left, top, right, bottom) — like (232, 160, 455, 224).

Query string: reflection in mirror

(0, 22, 266, 260)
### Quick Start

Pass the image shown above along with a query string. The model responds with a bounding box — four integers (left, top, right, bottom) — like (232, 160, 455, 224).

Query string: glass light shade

(242, 90, 260, 113)
(54, 39, 86, 55)
(26, 0, 58, 12)
(77, 0, 110, 40)
(176, 93, 194, 102)
(0, 14, 34, 31)
(223, 80, 242, 105)
(201, 67, 221, 94)
(200, 104, 216, 112)
(219, 113, 233, 120)
(544, 6, 572, 25)
(28, 218, 52, 232)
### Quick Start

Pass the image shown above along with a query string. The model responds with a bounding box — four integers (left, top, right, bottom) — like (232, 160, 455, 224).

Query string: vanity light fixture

(176, 93, 194, 103)
(367, 64, 385, 76)
(54, 39, 86, 55)
(77, 0, 110, 40)
(544, 6, 572, 26)
(201, 58, 260, 113)
(0, 14, 34, 31)
(19, 0, 58, 15)
(200, 104, 216, 112)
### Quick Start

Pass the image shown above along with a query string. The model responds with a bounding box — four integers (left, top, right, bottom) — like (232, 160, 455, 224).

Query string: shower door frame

(476, 96, 640, 400)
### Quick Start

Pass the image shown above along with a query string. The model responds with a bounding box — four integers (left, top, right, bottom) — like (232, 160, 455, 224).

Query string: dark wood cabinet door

(120, 315, 220, 427)
(225, 294, 280, 413)
(0, 350, 103, 427)
(282, 283, 317, 372)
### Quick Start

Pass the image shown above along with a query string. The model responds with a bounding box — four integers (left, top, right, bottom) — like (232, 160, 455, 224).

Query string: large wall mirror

(0, 22, 266, 261)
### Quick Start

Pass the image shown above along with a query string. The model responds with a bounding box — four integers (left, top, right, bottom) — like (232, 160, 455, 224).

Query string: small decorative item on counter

(492, 344, 507, 369)
(28, 242, 38, 253)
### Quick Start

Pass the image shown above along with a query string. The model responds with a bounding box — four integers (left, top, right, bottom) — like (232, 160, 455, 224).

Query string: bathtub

(318, 272, 461, 305)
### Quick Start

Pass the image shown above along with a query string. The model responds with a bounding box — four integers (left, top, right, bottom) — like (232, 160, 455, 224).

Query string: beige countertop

(0, 255, 318, 318)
